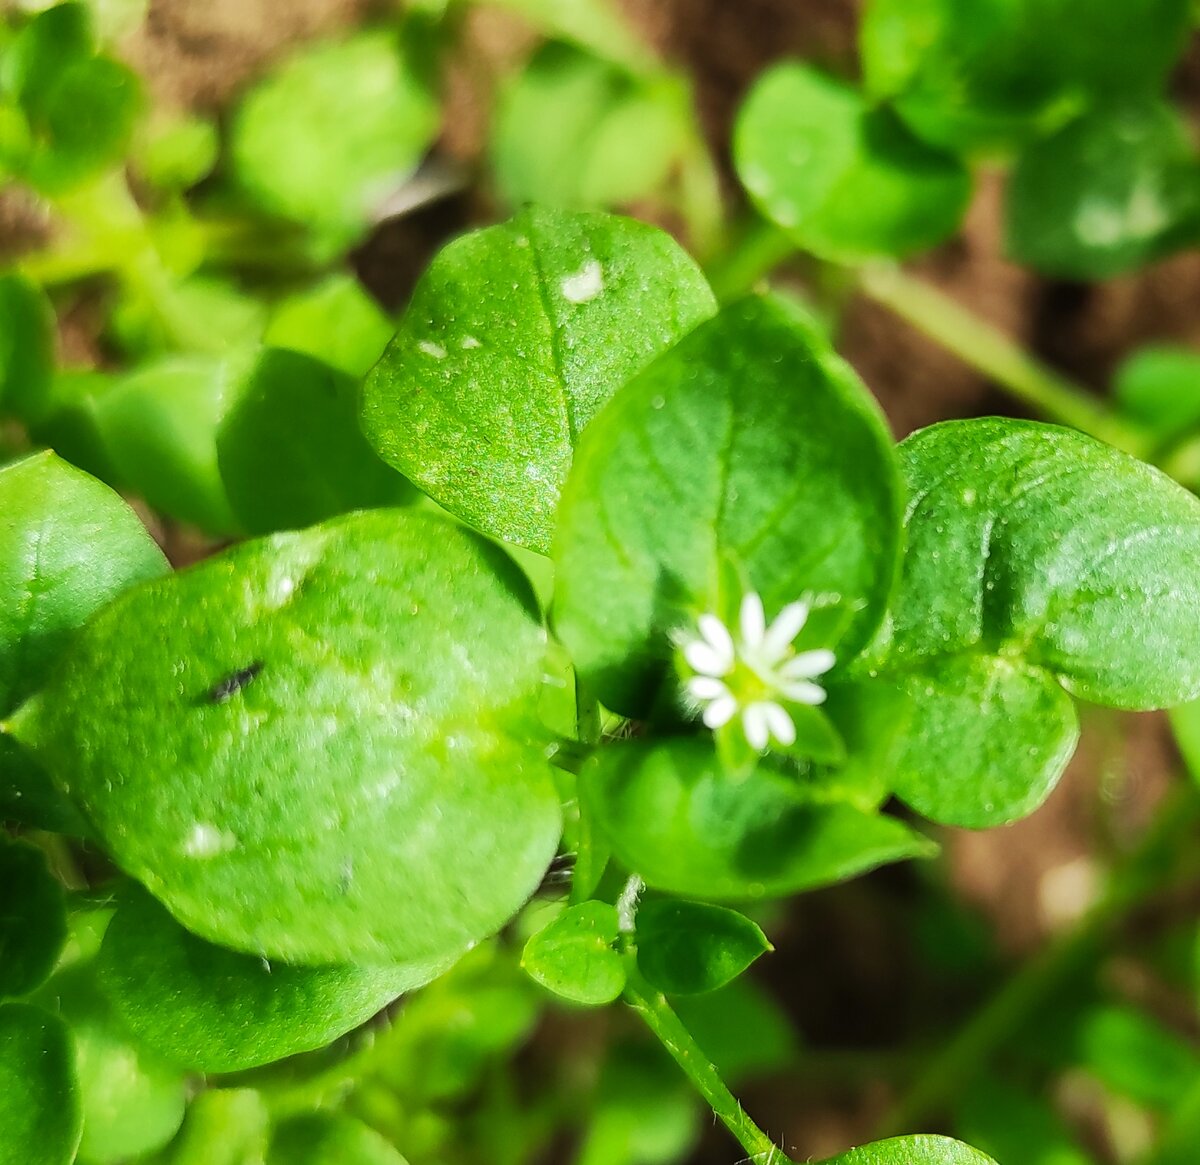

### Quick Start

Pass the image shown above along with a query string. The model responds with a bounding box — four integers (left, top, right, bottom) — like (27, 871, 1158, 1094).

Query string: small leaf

(269, 1114, 411, 1165)
(553, 295, 902, 716)
(132, 111, 219, 192)
(97, 886, 454, 1073)
(583, 739, 936, 900)
(873, 418, 1200, 827)
(636, 899, 769, 995)
(1114, 345, 1200, 449)
(230, 26, 440, 250)
(819, 1134, 998, 1165)
(0, 451, 167, 716)
(492, 42, 690, 211)
(521, 901, 626, 1006)
(0, 837, 66, 999)
(1006, 99, 1200, 279)
(94, 354, 246, 534)
(859, 0, 1079, 153)
(35, 963, 186, 1165)
(735, 63, 970, 261)
(0, 273, 55, 425)
(264, 274, 396, 379)
(11, 509, 561, 966)
(27, 370, 123, 484)
(362, 205, 716, 553)
(217, 347, 412, 535)
(0, 1002, 82, 1165)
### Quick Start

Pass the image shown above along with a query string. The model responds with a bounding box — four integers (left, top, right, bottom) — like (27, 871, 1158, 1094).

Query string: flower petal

(761, 701, 796, 747)
(683, 640, 732, 677)
(760, 599, 810, 661)
(686, 675, 730, 702)
(702, 693, 738, 729)
(779, 648, 836, 680)
(780, 679, 827, 706)
(696, 614, 736, 669)
(739, 592, 766, 649)
(742, 702, 770, 751)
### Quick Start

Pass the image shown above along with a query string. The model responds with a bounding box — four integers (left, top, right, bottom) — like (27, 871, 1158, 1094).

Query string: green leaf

(0, 273, 55, 424)
(27, 370, 123, 484)
(269, 1114, 410, 1165)
(0, 837, 66, 999)
(11, 509, 562, 966)
(583, 739, 935, 900)
(6, 4, 93, 110)
(1, 736, 91, 835)
(168, 1090, 270, 1165)
(109, 276, 267, 359)
(957, 1075, 1096, 1165)
(132, 111, 219, 192)
(521, 900, 626, 1006)
(0, 451, 167, 717)
(486, 0, 656, 73)
(874, 418, 1200, 827)
(1169, 697, 1200, 784)
(230, 27, 440, 250)
(859, 0, 1080, 154)
(94, 354, 245, 534)
(217, 347, 412, 535)
(1006, 100, 1200, 280)
(362, 205, 716, 553)
(672, 978, 796, 1084)
(553, 295, 902, 716)
(97, 886, 454, 1073)
(819, 1135, 998, 1165)
(635, 899, 769, 995)
(492, 43, 690, 211)
(1074, 1004, 1200, 1110)
(35, 963, 186, 1165)
(264, 274, 396, 379)
(1114, 345, 1200, 449)
(0, 1002, 82, 1165)
(735, 63, 970, 261)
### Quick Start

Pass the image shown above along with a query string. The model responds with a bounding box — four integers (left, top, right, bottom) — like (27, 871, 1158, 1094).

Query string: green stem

(624, 962, 792, 1164)
(877, 781, 1200, 1137)
(855, 263, 1150, 457)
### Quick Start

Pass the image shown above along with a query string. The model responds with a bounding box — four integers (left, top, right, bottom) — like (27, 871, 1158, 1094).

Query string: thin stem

(877, 781, 1200, 1137)
(855, 263, 1151, 457)
(624, 962, 792, 1164)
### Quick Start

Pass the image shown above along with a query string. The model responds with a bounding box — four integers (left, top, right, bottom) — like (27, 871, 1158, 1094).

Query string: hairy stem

(878, 780, 1200, 1136)
(624, 962, 792, 1164)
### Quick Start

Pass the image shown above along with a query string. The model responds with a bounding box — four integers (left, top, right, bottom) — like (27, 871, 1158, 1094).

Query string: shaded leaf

(635, 899, 769, 995)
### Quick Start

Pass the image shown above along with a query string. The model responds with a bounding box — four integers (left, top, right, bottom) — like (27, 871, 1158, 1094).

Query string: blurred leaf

(269, 1114, 409, 1165)
(26, 369, 122, 483)
(487, 0, 656, 73)
(132, 111, 219, 191)
(97, 886, 456, 1073)
(956, 1075, 1095, 1165)
(109, 276, 266, 359)
(1114, 345, 1200, 448)
(521, 900, 625, 1006)
(735, 62, 970, 260)
(231, 27, 440, 251)
(584, 739, 936, 900)
(362, 205, 715, 553)
(1074, 1004, 1200, 1110)
(95, 353, 246, 533)
(672, 977, 797, 1083)
(635, 898, 769, 995)
(11, 510, 562, 967)
(874, 418, 1200, 827)
(0, 1002, 82, 1165)
(0, 272, 55, 424)
(34, 963, 187, 1165)
(492, 42, 689, 211)
(1170, 696, 1200, 784)
(552, 295, 901, 716)
(0, 836, 66, 999)
(264, 274, 395, 379)
(218, 347, 412, 535)
(1007, 100, 1200, 279)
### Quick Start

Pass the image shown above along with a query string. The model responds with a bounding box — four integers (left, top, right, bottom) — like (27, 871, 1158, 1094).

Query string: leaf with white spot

(361, 206, 716, 553)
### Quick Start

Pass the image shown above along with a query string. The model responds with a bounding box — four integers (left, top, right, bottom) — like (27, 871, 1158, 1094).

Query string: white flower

(679, 592, 836, 751)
